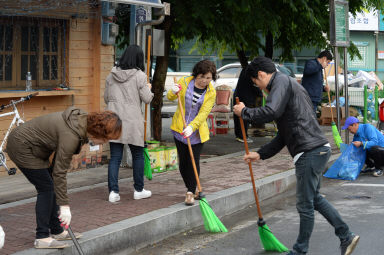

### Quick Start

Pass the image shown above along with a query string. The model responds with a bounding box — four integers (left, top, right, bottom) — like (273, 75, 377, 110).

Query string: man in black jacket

(233, 56, 359, 255)
(233, 66, 262, 143)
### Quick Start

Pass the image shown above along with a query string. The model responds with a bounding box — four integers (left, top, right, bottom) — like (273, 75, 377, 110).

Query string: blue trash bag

(331, 97, 345, 107)
(324, 143, 366, 180)
(339, 143, 348, 153)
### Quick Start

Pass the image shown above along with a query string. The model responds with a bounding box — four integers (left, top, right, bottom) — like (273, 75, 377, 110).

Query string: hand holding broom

(174, 77, 227, 233)
(236, 97, 288, 252)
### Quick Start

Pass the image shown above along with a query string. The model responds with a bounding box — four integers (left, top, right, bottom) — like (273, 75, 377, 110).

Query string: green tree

(116, 0, 384, 141)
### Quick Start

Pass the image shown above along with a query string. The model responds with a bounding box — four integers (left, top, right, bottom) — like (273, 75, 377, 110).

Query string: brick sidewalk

(0, 129, 339, 254)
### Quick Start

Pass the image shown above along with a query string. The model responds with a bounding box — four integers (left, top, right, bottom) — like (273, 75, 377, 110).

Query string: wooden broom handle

(236, 97, 263, 219)
(144, 35, 151, 142)
(324, 71, 334, 122)
(174, 77, 203, 193)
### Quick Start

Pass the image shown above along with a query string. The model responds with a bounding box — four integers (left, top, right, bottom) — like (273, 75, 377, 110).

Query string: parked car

(213, 62, 297, 91)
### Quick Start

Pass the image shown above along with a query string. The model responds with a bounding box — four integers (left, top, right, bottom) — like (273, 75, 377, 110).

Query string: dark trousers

(108, 142, 144, 193)
(174, 138, 203, 193)
(365, 146, 384, 169)
(19, 167, 63, 239)
(311, 101, 319, 114)
(293, 146, 351, 254)
(233, 113, 249, 139)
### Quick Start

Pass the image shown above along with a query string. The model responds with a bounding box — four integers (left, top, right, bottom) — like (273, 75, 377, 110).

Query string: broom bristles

(199, 198, 228, 233)
(331, 122, 343, 149)
(143, 148, 152, 180)
(258, 224, 289, 252)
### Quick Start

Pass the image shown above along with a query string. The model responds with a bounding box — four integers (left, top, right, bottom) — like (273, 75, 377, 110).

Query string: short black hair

(117, 45, 145, 71)
(318, 50, 333, 61)
(192, 60, 217, 81)
(246, 56, 276, 79)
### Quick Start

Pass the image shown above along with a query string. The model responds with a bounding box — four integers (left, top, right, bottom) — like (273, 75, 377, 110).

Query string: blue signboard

(135, 6, 147, 23)
(380, 13, 384, 31)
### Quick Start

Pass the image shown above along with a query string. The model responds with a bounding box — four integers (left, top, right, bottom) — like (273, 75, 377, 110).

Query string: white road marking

(342, 183, 384, 187)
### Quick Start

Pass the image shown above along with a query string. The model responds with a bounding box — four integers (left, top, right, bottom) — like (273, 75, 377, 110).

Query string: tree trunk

(236, 48, 248, 69)
(152, 15, 172, 141)
(265, 30, 273, 59)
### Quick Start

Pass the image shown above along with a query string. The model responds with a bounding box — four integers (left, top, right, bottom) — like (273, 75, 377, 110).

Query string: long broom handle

(324, 71, 335, 122)
(236, 97, 263, 219)
(174, 77, 203, 193)
(144, 35, 152, 142)
(68, 225, 84, 255)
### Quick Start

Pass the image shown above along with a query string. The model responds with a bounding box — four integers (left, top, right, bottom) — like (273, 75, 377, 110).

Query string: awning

(0, 0, 164, 19)
(0, 0, 98, 19)
(104, 0, 164, 8)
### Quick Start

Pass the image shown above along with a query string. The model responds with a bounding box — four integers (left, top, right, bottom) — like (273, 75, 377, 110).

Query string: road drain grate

(344, 195, 371, 200)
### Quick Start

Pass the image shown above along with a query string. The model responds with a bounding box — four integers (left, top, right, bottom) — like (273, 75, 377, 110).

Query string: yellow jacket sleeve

(188, 86, 216, 131)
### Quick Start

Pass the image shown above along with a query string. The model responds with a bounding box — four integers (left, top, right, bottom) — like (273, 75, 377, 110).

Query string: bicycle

(0, 92, 39, 175)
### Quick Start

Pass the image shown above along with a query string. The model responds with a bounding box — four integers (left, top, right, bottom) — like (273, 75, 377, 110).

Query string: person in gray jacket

(104, 45, 154, 203)
(6, 107, 122, 249)
(233, 57, 359, 255)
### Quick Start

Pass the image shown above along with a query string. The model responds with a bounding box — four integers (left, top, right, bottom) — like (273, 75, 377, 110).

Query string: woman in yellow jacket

(167, 60, 216, 206)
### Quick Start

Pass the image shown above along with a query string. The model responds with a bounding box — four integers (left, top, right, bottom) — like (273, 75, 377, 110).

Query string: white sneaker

(108, 191, 120, 203)
(34, 238, 69, 249)
(236, 137, 253, 143)
(134, 189, 152, 200)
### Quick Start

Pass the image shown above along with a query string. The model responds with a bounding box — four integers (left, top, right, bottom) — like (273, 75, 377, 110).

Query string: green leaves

(115, 0, 384, 60)
(169, 0, 384, 61)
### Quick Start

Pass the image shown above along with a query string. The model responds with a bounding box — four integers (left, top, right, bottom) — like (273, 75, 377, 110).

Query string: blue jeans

(293, 146, 351, 254)
(108, 142, 144, 193)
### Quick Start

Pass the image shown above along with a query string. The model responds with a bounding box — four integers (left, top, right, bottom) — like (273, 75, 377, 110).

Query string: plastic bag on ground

(324, 143, 366, 180)
(331, 97, 345, 107)
(369, 71, 383, 90)
(356, 70, 377, 89)
(327, 75, 345, 92)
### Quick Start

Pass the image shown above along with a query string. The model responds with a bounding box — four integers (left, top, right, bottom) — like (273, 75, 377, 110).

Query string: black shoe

(340, 234, 360, 255)
(286, 251, 302, 255)
(372, 169, 383, 177)
(361, 166, 374, 173)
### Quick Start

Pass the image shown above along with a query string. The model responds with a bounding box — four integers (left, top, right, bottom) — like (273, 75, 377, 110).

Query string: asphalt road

(129, 172, 384, 255)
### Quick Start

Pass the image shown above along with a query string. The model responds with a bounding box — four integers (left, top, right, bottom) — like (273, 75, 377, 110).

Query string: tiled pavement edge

(0, 130, 341, 255)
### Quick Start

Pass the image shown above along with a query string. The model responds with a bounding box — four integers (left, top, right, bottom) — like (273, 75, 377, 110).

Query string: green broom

(143, 35, 152, 180)
(236, 97, 288, 252)
(324, 72, 343, 149)
(176, 85, 227, 233)
(143, 147, 152, 180)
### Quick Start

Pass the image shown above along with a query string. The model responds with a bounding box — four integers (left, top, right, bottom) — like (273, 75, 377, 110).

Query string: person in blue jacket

(342, 116, 384, 177)
(301, 50, 332, 113)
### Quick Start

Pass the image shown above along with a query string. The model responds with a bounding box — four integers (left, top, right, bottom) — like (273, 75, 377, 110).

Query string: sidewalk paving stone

(0, 127, 341, 254)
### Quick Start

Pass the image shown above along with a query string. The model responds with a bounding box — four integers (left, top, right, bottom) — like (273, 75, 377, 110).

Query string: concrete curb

(13, 153, 340, 255)
(14, 169, 295, 255)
